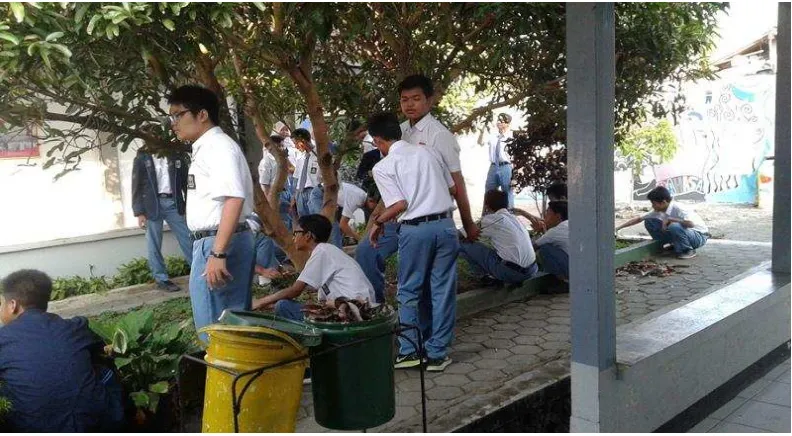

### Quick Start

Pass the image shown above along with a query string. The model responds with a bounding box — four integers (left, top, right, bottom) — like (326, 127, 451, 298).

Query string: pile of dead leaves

(302, 299, 394, 323)
(616, 260, 677, 278)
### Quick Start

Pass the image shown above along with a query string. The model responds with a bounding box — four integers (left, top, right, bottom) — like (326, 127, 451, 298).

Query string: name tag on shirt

(187, 174, 196, 189)
(311, 167, 317, 174)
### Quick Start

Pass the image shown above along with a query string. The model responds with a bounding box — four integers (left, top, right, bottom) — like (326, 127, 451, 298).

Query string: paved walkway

(688, 357, 790, 433)
(295, 240, 772, 432)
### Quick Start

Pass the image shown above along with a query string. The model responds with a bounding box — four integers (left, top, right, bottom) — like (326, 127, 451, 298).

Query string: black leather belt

(401, 212, 449, 226)
(491, 162, 512, 166)
(503, 260, 535, 274)
(158, 193, 173, 198)
(191, 222, 250, 240)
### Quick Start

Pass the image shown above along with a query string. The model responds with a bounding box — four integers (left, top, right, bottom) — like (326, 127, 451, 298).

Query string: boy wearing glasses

(167, 85, 256, 344)
(252, 215, 376, 320)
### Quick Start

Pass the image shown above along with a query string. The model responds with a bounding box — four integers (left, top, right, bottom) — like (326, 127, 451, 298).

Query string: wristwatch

(209, 251, 227, 259)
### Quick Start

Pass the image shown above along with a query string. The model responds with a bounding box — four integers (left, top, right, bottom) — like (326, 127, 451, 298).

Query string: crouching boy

(252, 214, 376, 320)
(0, 270, 124, 432)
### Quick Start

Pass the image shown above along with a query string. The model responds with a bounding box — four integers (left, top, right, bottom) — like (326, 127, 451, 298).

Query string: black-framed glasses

(167, 109, 191, 124)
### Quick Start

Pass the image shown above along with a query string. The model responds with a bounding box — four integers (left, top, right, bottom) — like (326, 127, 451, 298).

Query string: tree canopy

(0, 2, 727, 262)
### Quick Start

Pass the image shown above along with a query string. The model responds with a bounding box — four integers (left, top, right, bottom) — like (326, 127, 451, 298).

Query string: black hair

(269, 135, 284, 146)
(497, 113, 512, 124)
(366, 112, 402, 142)
(167, 85, 220, 125)
(292, 128, 312, 143)
(297, 214, 332, 243)
(484, 190, 508, 212)
(1, 269, 53, 311)
(361, 178, 381, 203)
(547, 201, 568, 221)
(347, 119, 364, 132)
(397, 74, 434, 97)
(647, 186, 672, 203)
(546, 182, 568, 201)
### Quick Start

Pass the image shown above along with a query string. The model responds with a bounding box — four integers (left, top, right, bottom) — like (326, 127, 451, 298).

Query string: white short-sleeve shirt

(294, 149, 321, 190)
(642, 201, 709, 234)
(361, 133, 376, 154)
(186, 127, 255, 231)
(480, 209, 536, 267)
(284, 137, 299, 168)
(258, 149, 277, 188)
(534, 220, 569, 254)
(400, 113, 462, 173)
(372, 140, 454, 221)
(153, 155, 172, 194)
(339, 182, 368, 219)
(487, 131, 513, 164)
(298, 243, 377, 304)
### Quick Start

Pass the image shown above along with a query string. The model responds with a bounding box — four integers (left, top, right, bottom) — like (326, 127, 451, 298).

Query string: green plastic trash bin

(218, 309, 322, 347)
(307, 310, 398, 430)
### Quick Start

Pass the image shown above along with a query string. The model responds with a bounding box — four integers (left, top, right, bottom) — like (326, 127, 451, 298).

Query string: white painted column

(566, 3, 618, 432)
(772, 2, 790, 274)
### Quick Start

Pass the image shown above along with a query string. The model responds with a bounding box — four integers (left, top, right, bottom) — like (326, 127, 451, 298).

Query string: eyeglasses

(292, 230, 307, 237)
(167, 109, 191, 125)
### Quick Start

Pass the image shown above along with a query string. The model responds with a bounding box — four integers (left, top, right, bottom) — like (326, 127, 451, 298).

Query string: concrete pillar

(566, 3, 618, 432)
(773, 3, 790, 274)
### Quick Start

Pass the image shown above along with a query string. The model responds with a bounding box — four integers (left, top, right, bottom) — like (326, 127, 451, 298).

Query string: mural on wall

(633, 74, 775, 203)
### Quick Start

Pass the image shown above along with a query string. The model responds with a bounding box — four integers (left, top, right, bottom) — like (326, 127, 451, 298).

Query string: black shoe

(395, 353, 422, 369)
(303, 367, 312, 385)
(157, 280, 181, 292)
(425, 356, 453, 372)
(479, 275, 503, 287)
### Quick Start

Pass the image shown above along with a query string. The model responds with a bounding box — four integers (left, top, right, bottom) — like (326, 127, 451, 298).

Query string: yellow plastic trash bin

(200, 325, 308, 433)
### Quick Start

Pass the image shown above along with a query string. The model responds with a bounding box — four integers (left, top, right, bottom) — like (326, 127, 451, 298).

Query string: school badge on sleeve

(187, 174, 196, 189)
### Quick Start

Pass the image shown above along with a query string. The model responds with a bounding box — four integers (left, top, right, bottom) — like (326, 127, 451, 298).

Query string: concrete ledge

(457, 274, 555, 319)
(614, 239, 662, 268)
(609, 263, 791, 432)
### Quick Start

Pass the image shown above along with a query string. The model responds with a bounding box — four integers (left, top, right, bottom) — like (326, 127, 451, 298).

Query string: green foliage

(165, 256, 190, 278)
(616, 119, 679, 177)
(111, 257, 154, 288)
(615, 239, 634, 250)
(0, 382, 11, 420)
(89, 309, 193, 413)
(51, 274, 111, 301)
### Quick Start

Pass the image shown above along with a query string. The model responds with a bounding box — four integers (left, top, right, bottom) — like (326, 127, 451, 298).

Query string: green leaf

(114, 356, 133, 369)
(112, 328, 128, 354)
(89, 319, 115, 343)
(51, 43, 72, 58)
(10, 3, 25, 23)
(86, 14, 101, 35)
(149, 381, 169, 394)
(74, 4, 89, 24)
(0, 32, 20, 46)
(45, 32, 65, 42)
(147, 392, 160, 413)
(130, 391, 150, 408)
(162, 18, 175, 31)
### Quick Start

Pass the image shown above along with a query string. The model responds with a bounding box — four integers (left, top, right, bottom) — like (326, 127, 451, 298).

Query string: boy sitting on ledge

(615, 186, 709, 259)
(252, 214, 377, 321)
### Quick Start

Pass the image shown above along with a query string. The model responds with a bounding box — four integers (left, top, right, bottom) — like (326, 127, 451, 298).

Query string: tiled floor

(688, 358, 791, 433)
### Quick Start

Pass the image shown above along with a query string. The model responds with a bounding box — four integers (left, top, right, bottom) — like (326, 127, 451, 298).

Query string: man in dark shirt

(0, 270, 124, 432)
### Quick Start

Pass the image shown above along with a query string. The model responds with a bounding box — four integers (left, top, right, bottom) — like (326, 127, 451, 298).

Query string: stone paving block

(491, 322, 521, 331)
(522, 305, 548, 313)
(396, 390, 424, 407)
(494, 314, 523, 324)
(505, 353, 541, 366)
(444, 362, 477, 375)
(521, 311, 549, 320)
(489, 330, 519, 339)
(426, 386, 464, 401)
(543, 324, 569, 334)
(458, 333, 491, 343)
(468, 368, 505, 381)
(463, 325, 494, 335)
(469, 317, 497, 326)
(451, 341, 487, 353)
(515, 326, 548, 336)
(547, 309, 569, 317)
(449, 351, 483, 363)
(478, 348, 514, 360)
(482, 338, 516, 349)
(540, 341, 570, 351)
(399, 376, 435, 392)
(518, 319, 548, 328)
(546, 317, 570, 326)
(543, 332, 569, 342)
(511, 344, 543, 355)
(460, 380, 499, 394)
(434, 373, 471, 387)
(512, 335, 545, 345)
(538, 349, 565, 359)
(474, 358, 510, 370)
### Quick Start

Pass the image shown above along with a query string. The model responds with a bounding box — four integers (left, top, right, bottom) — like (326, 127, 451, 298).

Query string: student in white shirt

(368, 112, 458, 373)
(398, 74, 480, 241)
(337, 181, 380, 244)
(272, 121, 299, 200)
(259, 135, 294, 229)
(460, 190, 539, 286)
(167, 85, 256, 344)
(252, 214, 376, 321)
(615, 186, 709, 259)
(481, 113, 516, 208)
(291, 128, 322, 217)
(533, 201, 570, 281)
